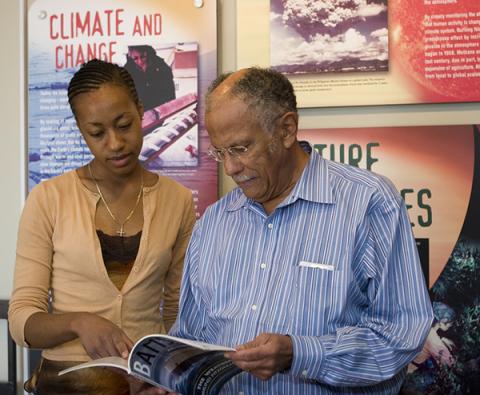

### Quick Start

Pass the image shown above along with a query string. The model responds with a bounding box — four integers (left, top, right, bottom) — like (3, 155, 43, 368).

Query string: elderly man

(169, 67, 433, 394)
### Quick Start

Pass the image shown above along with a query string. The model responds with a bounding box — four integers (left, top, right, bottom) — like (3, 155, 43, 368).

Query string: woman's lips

(109, 153, 131, 167)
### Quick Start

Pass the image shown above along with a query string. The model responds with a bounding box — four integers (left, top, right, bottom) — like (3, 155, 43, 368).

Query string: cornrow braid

(67, 59, 140, 116)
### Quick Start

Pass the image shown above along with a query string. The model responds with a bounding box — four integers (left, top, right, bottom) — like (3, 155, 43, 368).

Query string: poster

(298, 125, 480, 393)
(28, 0, 217, 217)
(238, 0, 480, 107)
(270, 0, 389, 75)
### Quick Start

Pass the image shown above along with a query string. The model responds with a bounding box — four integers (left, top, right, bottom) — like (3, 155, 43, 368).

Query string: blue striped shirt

(170, 148, 433, 394)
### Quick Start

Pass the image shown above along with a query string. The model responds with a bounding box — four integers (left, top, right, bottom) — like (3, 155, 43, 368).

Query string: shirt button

(302, 370, 308, 376)
(267, 223, 273, 229)
(133, 266, 138, 273)
(260, 263, 266, 269)
(251, 304, 257, 311)
(117, 294, 122, 300)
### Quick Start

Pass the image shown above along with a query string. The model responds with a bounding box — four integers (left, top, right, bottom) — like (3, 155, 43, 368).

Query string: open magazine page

(129, 335, 242, 395)
(58, 356, 129, 376)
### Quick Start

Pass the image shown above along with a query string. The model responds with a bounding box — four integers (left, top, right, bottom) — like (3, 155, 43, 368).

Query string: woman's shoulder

(149, 173, 193, 198)
(23, 170, 80, 216)
(30, 169, 79, 195)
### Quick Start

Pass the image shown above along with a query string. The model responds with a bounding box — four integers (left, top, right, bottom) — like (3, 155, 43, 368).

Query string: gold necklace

(88, 163, 144, 237)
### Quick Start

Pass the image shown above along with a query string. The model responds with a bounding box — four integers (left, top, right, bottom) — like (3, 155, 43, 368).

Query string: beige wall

(0, 0, 22, 389)
(1, 0, 479, 389)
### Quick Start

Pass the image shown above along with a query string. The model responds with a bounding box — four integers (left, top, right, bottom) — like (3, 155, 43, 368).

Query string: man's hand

(225, 333, 293, 381)
(71, 313, 134, 359)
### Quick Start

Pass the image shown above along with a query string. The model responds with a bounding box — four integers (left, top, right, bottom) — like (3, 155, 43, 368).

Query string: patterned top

(170, 146, 433, 394)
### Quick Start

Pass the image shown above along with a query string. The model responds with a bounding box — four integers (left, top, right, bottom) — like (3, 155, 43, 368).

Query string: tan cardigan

(9, 170, 195, 361)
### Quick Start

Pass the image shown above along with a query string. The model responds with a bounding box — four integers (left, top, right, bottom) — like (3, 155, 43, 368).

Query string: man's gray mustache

(232, 175, 253, 183)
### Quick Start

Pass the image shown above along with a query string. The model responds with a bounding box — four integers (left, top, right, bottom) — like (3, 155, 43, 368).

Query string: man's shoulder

(323, 158, 401, 205)
(326, 159, 394, 190)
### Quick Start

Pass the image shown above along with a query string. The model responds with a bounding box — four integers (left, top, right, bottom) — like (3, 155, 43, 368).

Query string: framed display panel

(238, 0, 480, 108)
(23, 0, 217, 390)
(27, 0, 218, 217)
(299, 125, 480, 393)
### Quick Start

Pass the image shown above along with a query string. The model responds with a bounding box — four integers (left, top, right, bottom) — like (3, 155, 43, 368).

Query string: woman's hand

(127, 376, 178, 395)
(71, 313, 134, 359)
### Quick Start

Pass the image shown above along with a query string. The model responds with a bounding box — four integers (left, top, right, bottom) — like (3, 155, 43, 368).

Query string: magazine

(59, 334, 243, 395)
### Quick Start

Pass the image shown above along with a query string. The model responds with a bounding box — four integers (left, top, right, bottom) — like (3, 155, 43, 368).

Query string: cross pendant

(117, 226, 126, 237)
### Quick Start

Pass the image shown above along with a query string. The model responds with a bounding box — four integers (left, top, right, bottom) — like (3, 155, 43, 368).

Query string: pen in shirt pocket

(298, 261, 335, 271)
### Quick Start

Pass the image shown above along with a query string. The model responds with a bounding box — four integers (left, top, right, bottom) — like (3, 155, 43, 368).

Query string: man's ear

(279, 112, 298, 148)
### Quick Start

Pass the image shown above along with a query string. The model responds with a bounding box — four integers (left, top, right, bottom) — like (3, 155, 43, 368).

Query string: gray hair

(205, 67, 297, 133)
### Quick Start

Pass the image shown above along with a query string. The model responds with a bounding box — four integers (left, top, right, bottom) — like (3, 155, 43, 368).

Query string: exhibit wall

(1, 0, 480, 392)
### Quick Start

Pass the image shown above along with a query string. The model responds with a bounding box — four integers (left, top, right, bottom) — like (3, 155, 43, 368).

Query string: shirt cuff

(289, 335, 326, 380)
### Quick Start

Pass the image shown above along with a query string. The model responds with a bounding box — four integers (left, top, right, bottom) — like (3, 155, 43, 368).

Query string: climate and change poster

(299, 125, 480, 393)
(28, 0, 217, 217)
(238, 0, 480, 107)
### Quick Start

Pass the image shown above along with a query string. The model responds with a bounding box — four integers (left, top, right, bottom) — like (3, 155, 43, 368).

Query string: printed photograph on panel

(270, 0, 389, 74)
(125, 43, 199, 169)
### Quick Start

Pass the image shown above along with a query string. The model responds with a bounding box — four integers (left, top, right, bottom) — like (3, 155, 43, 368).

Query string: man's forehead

(207, 94, 250, 123)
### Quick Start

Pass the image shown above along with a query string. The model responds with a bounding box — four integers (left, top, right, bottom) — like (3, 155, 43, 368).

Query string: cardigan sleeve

(162, 188, 196, 331)
(9, 183, 55, 347)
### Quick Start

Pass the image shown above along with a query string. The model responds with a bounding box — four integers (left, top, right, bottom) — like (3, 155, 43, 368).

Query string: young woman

(9, 59, 196, 394)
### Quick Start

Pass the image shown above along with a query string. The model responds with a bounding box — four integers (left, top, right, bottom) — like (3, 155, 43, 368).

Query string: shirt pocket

(288, 259, 340, 336)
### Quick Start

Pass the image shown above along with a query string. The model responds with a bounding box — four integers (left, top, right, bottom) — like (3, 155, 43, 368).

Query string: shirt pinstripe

(170, 148, 433, 394)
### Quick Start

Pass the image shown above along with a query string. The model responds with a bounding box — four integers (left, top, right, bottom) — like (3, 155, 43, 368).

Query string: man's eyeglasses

(207, 145, 249, 162)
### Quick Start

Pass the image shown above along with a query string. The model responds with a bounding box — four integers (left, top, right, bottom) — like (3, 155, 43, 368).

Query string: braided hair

(67, 59, 140, 116)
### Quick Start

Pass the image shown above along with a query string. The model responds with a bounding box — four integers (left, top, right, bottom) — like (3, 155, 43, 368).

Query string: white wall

(1, 0, 479, 390)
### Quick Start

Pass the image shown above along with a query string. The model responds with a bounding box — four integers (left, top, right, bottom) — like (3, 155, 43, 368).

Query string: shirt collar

(227, 193, 248, 211)
(227, 141, 334, 211)
(282, 142, 334, 206)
